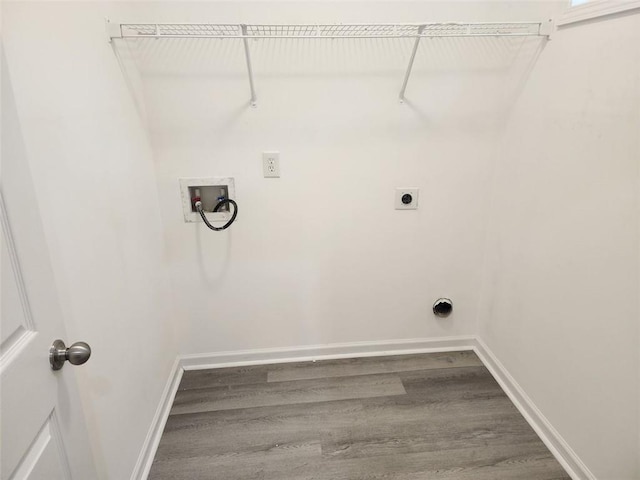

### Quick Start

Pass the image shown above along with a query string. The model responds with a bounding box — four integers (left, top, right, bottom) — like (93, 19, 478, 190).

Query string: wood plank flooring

(149, 351, 571, 479)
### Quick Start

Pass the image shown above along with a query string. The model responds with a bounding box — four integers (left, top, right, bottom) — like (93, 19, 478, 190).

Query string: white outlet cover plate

(262, 151, 280, 178)
(179, 177, 236, 223)
(395, 187, 419, 210)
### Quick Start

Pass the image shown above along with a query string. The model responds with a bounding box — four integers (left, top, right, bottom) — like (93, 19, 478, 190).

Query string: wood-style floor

(149, 351, 571, 479)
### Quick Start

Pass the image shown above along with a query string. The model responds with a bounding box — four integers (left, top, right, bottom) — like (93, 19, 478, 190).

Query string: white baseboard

(133, 335, 593, 480)
(132, 336, 474, 480)
(179, 336, 476, 370)
(471, 337, 595, 480)
(130, 357, 183, 480)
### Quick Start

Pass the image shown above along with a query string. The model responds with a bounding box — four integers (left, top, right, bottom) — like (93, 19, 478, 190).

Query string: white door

(0, 53, 98, 480)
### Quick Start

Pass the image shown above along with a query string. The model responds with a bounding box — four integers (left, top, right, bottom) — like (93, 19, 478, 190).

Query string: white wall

(478, 11, 640, 479)
(123, 1, 563, 354)
(6, 1, 638, 479)
(2, 2, 183, 479)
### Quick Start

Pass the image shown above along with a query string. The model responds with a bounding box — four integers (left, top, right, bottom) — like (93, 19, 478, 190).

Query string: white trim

(133, 335, 594, 480)
(179, 336, 475, 371)
(471, 337, 595, 480)
(130, 358, 183, 480)
(132, 336, 473, 479)
(557, 0, 640, 26)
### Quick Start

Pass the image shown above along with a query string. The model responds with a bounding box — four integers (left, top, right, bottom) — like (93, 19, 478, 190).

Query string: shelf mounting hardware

(241, 24, 258, 107)
(399, 24, 426, 103)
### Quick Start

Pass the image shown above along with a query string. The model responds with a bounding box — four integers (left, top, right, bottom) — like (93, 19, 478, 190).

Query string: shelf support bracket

(399, 25, 426, 103)
(539, 18, 555, 39)
(105, 18, 122, 43)
(241, 24, 257, 108)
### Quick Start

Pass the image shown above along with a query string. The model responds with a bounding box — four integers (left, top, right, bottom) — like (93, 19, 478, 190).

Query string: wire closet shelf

(109, 21, 552, 106)
(116, 22, 545, 39)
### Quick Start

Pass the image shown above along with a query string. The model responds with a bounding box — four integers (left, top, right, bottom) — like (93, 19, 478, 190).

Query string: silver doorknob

(50, 339, 91, 370)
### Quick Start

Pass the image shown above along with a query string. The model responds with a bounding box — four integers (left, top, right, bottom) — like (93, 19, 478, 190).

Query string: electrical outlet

(263, 152, 280, 178)
(395, 187, 419, 210)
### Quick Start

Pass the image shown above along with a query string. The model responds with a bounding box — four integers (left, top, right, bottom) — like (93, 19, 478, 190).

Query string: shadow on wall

(120, 35, 528, 75)
(111, 33, 547, 133)
(195, 221, 232, 289)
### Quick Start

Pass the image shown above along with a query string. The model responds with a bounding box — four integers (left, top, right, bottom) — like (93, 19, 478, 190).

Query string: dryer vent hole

(433, 298, 453, 317)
